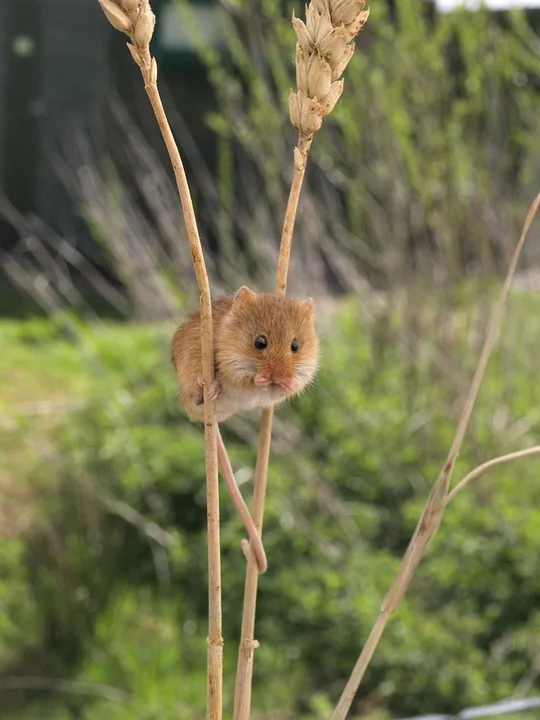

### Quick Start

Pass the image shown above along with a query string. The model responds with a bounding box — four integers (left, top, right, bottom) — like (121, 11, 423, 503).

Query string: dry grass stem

(276, 139, 314, 295)
(233, 140, 313, 718)
(96, 1, 223, 717)
(233, 409, 274, 719)
(331, 192, 540, 720)
(234, 2, 370, 717)
(446, 445, 540, 505)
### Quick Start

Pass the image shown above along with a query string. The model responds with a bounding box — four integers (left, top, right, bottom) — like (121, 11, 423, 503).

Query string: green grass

(0, 317, 174, 407)
(0, 320, 88, 407)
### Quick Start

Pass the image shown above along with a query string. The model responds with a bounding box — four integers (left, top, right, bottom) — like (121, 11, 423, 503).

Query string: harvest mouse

(171, 286, 319, 572)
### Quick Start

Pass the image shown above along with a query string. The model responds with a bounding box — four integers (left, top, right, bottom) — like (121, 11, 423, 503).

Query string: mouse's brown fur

(171, 286, 319, 574)
(171, 286, 319, 422)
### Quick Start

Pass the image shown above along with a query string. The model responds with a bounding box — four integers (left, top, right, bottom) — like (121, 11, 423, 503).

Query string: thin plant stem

(276, 139, 314, 295)
(96, 1, 224, 706)
(331, 192, 540, 720)
(233, 408, 274, 719)
(446, 445, 540, 505)
(143, 78, 222, 720)
(234, 0, 370, 708)
(233, 136, 313, 720)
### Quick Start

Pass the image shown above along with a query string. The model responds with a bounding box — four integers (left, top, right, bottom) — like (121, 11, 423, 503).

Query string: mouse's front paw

(197, 376, 222, 402)
(254, 373, 272, 388)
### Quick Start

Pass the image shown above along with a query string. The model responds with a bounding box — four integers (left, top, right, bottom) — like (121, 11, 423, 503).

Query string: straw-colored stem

(331, 192, 540, 720)
(94, 1, 222, 712)
(331, 445, 540, 719)
(144, 71, 223, 719)
(233, 137, 312, 720)
(276, 137, 313, 295)
(233, 408, 274, 719)
(331, 447, 540, 719)
(331, 613, 388, 720)
(446, 445, 540, 505)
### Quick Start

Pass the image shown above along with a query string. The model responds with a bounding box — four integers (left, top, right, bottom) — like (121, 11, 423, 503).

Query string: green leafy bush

(2, 287, 540, 717)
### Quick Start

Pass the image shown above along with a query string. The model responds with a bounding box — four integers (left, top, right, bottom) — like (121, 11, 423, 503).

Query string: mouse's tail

(216, 426, 267, 574)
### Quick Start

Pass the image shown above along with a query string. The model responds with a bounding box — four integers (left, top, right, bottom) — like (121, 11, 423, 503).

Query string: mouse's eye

(254, 335, 268, 350)
(291, 339, 299, 353)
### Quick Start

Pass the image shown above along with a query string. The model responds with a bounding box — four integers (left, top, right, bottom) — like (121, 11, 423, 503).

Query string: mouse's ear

(233, 286, 256, 306)
(301, 297, 315, 314)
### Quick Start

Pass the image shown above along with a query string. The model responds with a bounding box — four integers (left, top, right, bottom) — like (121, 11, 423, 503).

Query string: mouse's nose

(270, 375, 294, 393)
(264, 361, 294, 390)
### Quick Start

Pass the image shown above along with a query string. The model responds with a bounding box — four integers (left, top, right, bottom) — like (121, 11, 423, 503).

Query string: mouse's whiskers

(222, 355, 258, 381)
(294, 363, 318, 387)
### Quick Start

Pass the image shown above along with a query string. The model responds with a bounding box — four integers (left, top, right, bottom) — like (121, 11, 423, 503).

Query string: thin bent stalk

(331, 192, 540, 720)
(233, 135, 313, 720)
(446, 445, 540, 505)
(95, 2, 223, 716)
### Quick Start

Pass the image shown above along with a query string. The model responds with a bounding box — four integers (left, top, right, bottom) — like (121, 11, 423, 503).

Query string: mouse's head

(217, 286, 319, 398)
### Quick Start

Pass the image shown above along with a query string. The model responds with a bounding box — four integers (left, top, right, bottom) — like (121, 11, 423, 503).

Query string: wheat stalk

(233, 2, 370, 718)
(446, 445, 540, 505)
(331, 192, 540, 720)
(96, 2, 223, 717)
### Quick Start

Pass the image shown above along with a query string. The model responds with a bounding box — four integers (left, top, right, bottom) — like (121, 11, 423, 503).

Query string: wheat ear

(96, 2, 223, 717)
(233, 3, 370, 718)
(331, 192, 540, 720)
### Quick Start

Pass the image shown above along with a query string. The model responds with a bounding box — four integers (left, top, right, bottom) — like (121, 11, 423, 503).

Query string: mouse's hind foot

(197, 376, 222, 402)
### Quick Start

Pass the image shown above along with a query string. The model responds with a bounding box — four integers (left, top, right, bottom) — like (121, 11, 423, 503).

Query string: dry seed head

(289, 90, 323, 137)
(296, 49, 333, 99)
(133, 7, 155, 49)
(330, 42, 355, 80)
(318, 26, 350, 61)
(97, 0, 155, 49)
(344, 9, 370, 37)
(290, 0, 369, 139)
(319, 78, 343, 114)
(120, 0, 140, 11)
(97, 0, 156, 81)
(331, 0, 365, 25)
(306, 6, 333, 44)
(126, 42, 143, 66)
(307, 54, 332, 98)
(291, 12, 313, 53)
(98, 0, 132, 34)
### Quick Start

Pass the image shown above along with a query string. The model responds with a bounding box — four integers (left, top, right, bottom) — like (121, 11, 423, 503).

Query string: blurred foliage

(2, 3, 540, 718)
(181, 0, 540, 292)
(6, 1, 539, 322)
(2, 284, 540, 717)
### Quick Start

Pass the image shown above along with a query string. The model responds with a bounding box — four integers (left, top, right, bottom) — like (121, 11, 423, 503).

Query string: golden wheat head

(97, 0, 157, 83)
(290, 0, 370, 139)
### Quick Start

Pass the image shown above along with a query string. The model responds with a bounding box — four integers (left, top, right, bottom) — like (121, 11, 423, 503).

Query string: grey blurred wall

(0, 1, 8, 185)
(35, 0, 108, 255)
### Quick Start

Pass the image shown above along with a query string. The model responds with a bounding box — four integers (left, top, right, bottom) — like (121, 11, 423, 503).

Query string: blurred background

(1, 0, 540, 718)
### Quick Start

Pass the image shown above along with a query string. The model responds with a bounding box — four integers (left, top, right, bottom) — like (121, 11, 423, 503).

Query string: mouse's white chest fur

(215, 383, 284, 421)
